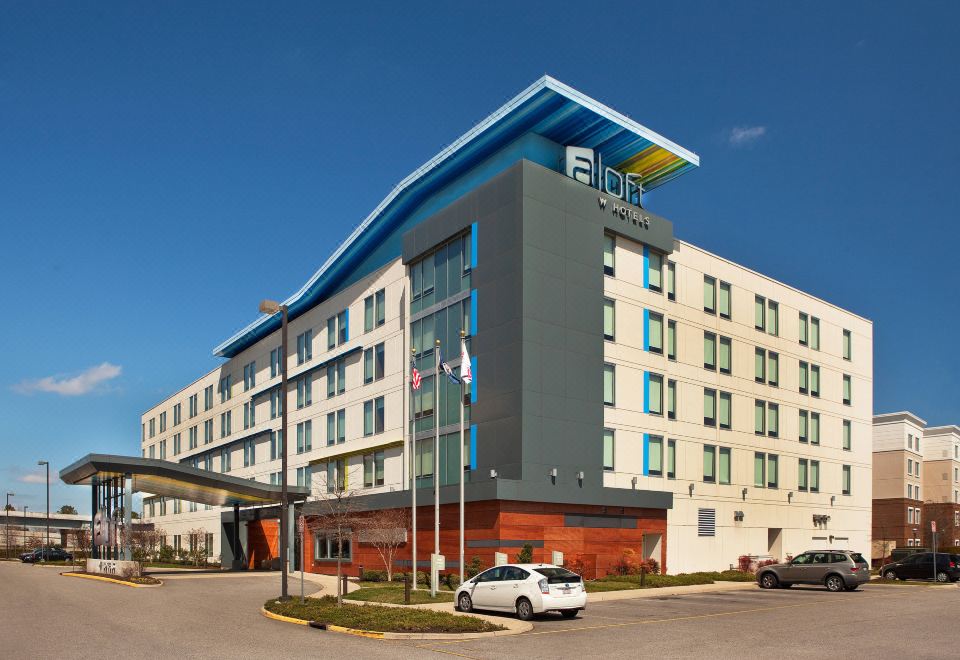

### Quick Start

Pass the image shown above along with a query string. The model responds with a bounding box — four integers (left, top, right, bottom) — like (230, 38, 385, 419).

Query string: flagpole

(432, 338, 441, 598)
(410, 347, 417, 590)
(459, 329, 466, 586)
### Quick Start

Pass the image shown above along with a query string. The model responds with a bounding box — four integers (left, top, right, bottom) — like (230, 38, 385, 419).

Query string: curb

(260, 607, 311, 625)
(60, 572, 163, 588)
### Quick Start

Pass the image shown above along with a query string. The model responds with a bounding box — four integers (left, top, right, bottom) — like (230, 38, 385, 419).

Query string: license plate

(560, 588, 571, 595)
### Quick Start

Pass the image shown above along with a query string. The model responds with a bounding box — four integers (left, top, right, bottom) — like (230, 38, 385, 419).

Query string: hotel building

(140, 77, 873, 576)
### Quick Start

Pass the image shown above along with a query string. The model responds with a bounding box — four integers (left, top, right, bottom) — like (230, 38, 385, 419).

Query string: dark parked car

(757, 550, 870, 592)
(879, 552, 960, 583)
(19, 548, 73, 563)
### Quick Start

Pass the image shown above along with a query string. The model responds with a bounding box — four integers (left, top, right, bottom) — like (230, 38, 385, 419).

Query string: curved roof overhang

(59, 454, 310, 507)
(213, 75, 699, 359)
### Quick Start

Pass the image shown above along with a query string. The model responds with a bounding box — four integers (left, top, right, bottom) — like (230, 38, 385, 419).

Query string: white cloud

(13, 362, 122, 396)
(18, 472, 47, 484)
(727, 125, 767, 147)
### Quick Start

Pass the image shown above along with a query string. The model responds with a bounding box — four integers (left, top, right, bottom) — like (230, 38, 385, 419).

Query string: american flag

(410, 358, 422, 391)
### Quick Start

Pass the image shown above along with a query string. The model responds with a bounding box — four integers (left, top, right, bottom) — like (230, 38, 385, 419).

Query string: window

(703, 445, 716, 483)
(603, 299, 615, 341)
(842, 465, 852, 495)
(314, 532, 351, 561)
(704, 332, 717, 371)
(767, 352, 779, 387)
(149, 417, 155, 438)
(767, 300, 779, 336)
(297, 329, 313, 364)
(767, 403, 779, 438)
(365, 294, 374, 332)
(243, 400, 255, 429)
(754, 400, 765, 435)
(243, 362, 256, 391)
(374, 342, 385, 381)
(296, 466, 312, 489)
(603, 364, 615, 406)
(667, 379, 677, 420)
(363, 451, 385, 487)
(325, 458, 346, 493)
(719, 281, 731, 319)
(297, 375, 312, 408)
(337, 409, 346, 444)
(719, 391, 732, 430)
(159, 439, 167, 460)
(907, 458, 913, 475)
(666, 261, 676, 300)
(667, 320, 676, 360)
(173, 403, 182, 426)
(667, 439, 676, 479)
(188, 425, 197, 450)
(704, 389, 717, 427)
(799, 312, 808, 345)
(159, 412, 167, 434)
(364, 396, 385, 435)
(364, 348, 374, 383)
(843, 374, 852, 406)
(296, 420, 312, 454)
(719, 447, 731, 485)
(843, 330, 852, 361)
(811, 365, 821, 397)
(337, 360, 346, 395)
(220, 411, 231, 438)
(270, 431, 281, 461)
(603, 234, 615, 276)
(810, 412, 820, 445)
(337, 310, 348, 345)
(767, 454, 779, 488)
(719, 336, 732, 374)
(148, 444, 155, 459)
(799, 410, 809, 443)
(219, 376, 232, 403)
(648, 312, 663, 354)
(810, 460, 820, 492)
(270, 346, 282, 378)
(204, 385, 214, 411)
(810, 317, 820, 350)
(204, 419, 213, 444)
(375, 289, 385, 327)
(603, 429, 614, 471)
(704, 276, 716, 314)
(648, 435, 664, 476)
(755, 348, 766, 383)
(189, 394, 198, 418)
(798, 459, 809, 491)
(327, 359, 347, 397)
(327, 316, 337, 349)
(648, 251, 663, 292)
(270, 388, 283, 419)
(755, 295, 766, 331)
(648, 373, 663, 416)
(799, 361, 808, 394)
(754, 453, 765, 487)
(243, 439, 256, 467)
(220, 447, 231, 473)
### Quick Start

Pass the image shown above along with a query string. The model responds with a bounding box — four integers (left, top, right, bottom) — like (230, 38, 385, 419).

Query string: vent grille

(698, 508, 716, 537)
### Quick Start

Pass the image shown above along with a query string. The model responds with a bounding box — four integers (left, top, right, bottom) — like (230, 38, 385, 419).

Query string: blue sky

(1, 1, 957, 514)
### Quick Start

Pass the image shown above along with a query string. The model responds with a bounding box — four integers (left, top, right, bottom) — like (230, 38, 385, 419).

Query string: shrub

(362, 569, 388, 583)
(515, 543, 534, 564)
(416, 570, 429, 586)
(639, 557, 660, 575)
(756, 559, 779, 571)
(158, 545, 175, 563)
(465, 556, 485, 578)
(737, 555, 752, 572)
(445, 573, 461, 590)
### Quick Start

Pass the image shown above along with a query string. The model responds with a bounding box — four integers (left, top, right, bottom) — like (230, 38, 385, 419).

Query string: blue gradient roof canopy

(214, 75, 699, 358)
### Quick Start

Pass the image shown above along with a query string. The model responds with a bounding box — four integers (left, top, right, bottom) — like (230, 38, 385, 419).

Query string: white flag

(460, 338, 473, 384)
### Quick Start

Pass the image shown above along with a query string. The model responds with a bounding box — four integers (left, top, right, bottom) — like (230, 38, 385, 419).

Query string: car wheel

(936, 571, 950, 583)
(883, 570, 897, 580)
(759, 572, 779, 589)
(825, 575, 844, 592)
(457, 593, 473, 613)
(560, 609, 578, 618)
(516, 597, 534, 621)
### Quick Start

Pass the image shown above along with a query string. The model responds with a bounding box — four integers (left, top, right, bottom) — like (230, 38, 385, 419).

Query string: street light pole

(38, 461, 49, 562)
(23, 505, 28, 553)
(260, 299, 290, 600)
(5, 493, 14, 560)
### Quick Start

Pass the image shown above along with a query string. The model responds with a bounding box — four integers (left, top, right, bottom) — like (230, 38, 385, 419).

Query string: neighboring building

(1, 510, 90, 552)
(872, 414, 960, 561)
(140, 76, 873, 576)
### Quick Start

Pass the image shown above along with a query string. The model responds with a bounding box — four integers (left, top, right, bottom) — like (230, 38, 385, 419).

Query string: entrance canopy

(60, 454, 309, 507)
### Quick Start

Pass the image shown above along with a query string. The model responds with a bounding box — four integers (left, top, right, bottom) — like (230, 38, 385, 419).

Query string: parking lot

(4, 561, 960, 659)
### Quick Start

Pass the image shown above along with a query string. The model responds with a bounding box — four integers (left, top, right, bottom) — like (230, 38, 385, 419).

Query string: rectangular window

(159, 412, 167, 433)
(204, 385, 213, 411)
(718, 336, 732, 374)
(220, 411, 231, 438)
(189, 394, 198, 418)
(603, 234, 615, 276)
(704, 389, 717, 427)
(337, 360, 346, 395)
(173, 403, 182, 426)
(364, 294, 374, 332)
(204, 419, 213, 444)
(754, 400, 765, 435)
(810, 412, 820, 445)
(703, 445, 716, 483)
(159, 439, 167, 460)
(375, 342, 385, 380)
(220, 447, 231, 473)
(148, 444, 155, 459)
(799, 410, 808, 443)
(297, 329, 313, 364)
(649, 374, 663, 416)
(219, 376, 231, 403)
(810, 317, 820, 350)
(767, 454, 779, 488)
(755, 348, 766, 383)
(603, 299, 615, 341)
(375, 288, 385, 327)
(188, 425, 197, 450)
(799, 312, 808, 345)
(327, 316, 336, 350)
(270, 388, 283, 419)
(603, 364, 615, 406)
(667, 379, 677, 420)
(667, 439, 676, 479)
(337, 409, 346, 444)
(843, 420, 851, 451)
(649, 312, 663, 354)
(810, 460, 820, 493)
(296, 420, 312, 454)
(719, 447, 731, 485)
(649, 435, 664, 476)
(243, 400, 255, 429)
(767, 300, 778, 336)
(364, 400, 374, 436)
(648, 251, 663, 292)
(719, 391, 732, 430)
(327, 364, 336, 398)
(798, 459, 809, 491)
(754, 452, 766, 488)
(666, 261, 675, 301)
(719, 281, 731, 319)
(755, 295, 765, 330)
(364, 348, 374, 383)
(810, 365, 820, 397)
(843, 374, 852, 406)
(767, 403, 779, 438)
(149, 417, 155, 438)
(296, 376, 312, 409)
(667, 320, 676, 360)
(338, 310, 348, 345)
(603, 429, 614, 471)
(243, 439, 256, 467)
(326, 413, 335, 446)
(799, 361, 808, 394)
(270, 430, 281, 460)
(243, 362, 256, 391)
(767, 352, 778, 387)
(842, 465, 852, 495)
(704, 332, 717, 370)
(704, 276, 716, 314)
(843, 329, 852, 361)
(270, 346, 282, 378)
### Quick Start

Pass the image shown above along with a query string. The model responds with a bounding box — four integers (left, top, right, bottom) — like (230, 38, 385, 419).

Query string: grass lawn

(349, 584, 455, 604)
(264, 596, 504, 633)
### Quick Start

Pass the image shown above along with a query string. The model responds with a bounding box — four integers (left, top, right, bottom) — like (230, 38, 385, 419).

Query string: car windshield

(534, 567, 582, 583)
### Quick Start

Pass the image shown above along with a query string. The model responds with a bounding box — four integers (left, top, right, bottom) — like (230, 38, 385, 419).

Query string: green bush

(445, 573, 461, 590)
(416, 570, 429, 586)
(465, 556, 484, 578)
(596, 572, 715, 588)
(515, 543, 534, 564)
(362, 569, 388, 582)
(158, 545, 175, 563)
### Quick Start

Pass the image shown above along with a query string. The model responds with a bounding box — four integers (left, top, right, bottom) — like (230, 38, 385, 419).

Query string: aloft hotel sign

(564, 145, 643, 207)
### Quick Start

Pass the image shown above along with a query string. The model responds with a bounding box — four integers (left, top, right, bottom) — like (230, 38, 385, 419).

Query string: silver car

(757, 550, 869, 592)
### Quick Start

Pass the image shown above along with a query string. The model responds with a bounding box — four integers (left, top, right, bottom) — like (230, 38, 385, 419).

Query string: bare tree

(186, 528, 208, 566)
(362, 508, 408, 582)
(72, 528, 91, 570)
(127, 527, 166, 577)
(306, 464, 368, 605)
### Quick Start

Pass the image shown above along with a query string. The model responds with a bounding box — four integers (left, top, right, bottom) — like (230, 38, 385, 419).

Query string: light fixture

(489, 469, 498, 479)
(830, 495, 836, 506)
(741, 487, 748, 500)
(577, 471, 584, 481)
(787, 491, 793, 502)
(688, 483, 695, 496)
(259, 299, 282, 314)
(549, 468, 557, 478)
(631, 476, 638, 488)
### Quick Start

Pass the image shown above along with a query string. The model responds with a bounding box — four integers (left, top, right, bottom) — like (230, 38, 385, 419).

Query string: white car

(454, 563, 587, 620)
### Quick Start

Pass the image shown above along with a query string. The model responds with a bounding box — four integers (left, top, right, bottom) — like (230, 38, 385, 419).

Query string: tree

(127, 527, 165, 577)
(58, 505, 78, 515)
(515, 543, 534, 564)
(363, 508, 408, 582)
(186, 528, 208, 566)
(3, 504, 14, 512)
(72, 528, 91, 570)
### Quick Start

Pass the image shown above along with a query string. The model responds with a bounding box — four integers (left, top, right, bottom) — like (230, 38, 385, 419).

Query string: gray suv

(757, 550, 869, 592)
